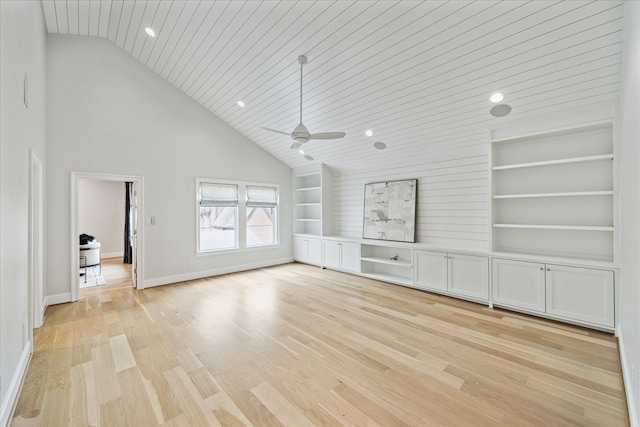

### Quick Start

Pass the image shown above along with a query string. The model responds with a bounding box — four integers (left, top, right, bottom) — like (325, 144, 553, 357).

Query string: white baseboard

(618, 326, 638, 426)
(0, 342, 31, 427)
(143, 257, 293, 288)
(101, 252, 123, 259)
(44, 292, 71, 309)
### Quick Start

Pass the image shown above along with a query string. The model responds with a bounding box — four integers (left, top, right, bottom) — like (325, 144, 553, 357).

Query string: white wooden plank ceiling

(41, 0, 623, 173)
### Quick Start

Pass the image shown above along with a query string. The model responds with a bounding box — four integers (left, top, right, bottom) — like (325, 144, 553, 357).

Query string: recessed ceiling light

(373, 141, 386, 150)
(237, 101, 245, 108)
(144, 27, 156, 37)
(490, 92, 504, 103)
(365, 130, 374, 137)
(304, 154, 314, 161)
(298, 149, 304, 155)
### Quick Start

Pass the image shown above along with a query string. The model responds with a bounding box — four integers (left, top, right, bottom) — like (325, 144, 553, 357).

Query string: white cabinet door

(492, 259, 546, 312)
(307, 238, 322, 265)
(546, 265, 614, 328)
(323, 241, 359, 272)
(448, 254, 489, 301)
(293, 237, 308, 261)
(414, 250, 447, 292)
(294, 237, 321, 266)
(323, 241, 341, 269)
(340, 242, 360, 272)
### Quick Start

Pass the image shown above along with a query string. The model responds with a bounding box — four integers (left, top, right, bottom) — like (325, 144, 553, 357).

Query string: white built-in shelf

(360, 256, 412, 268)
(492, 154, 613, 171)
(293, 164, 333, 237)
(493, 224, 614, 231)
(493, 191, 613, 199)
(491, 121, 614, 262)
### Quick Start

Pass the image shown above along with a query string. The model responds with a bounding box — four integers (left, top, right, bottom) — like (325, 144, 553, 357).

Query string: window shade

(200, 183, 238, 207)
(246, 185, 277, 208)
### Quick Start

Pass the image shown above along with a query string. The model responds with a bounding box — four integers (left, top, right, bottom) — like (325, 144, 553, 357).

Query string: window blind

(246, 185, 277, 208)
(200, 183, 238, 207)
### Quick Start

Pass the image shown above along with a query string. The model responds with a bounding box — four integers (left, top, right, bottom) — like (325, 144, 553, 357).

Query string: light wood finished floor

(13, 262, 628, 426)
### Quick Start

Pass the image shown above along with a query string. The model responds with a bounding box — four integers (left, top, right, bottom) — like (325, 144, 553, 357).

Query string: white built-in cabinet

(491, 122, 614, 262)
(545, 264, 614, 328)
(492, 258, 614, 328)
(414, 251, 489, 302)
(293, 236, 322, 266)
(290, 135, 617, 331)
(492, 258, 545, 312)
(323, 240, 359, 273)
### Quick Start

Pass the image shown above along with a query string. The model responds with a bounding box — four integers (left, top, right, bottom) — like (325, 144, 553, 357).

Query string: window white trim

(196, 178, 279, 255)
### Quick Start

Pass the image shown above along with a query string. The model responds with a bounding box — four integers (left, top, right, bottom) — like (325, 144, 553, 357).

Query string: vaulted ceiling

(41, 0, 623, 173)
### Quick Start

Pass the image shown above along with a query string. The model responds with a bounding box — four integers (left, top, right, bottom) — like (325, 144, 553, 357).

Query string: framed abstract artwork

(363, 179, 417, 243)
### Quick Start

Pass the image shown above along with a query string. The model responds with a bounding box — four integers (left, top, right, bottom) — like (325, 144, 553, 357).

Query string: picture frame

(362, 179, 417, 243)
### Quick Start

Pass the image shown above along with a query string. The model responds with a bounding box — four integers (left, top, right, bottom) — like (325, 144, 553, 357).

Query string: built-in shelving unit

(287, 123, 618, 331)
(360, 244, 413, 285)
(491, 121, 614, 262)
(292, 164, 333, 236)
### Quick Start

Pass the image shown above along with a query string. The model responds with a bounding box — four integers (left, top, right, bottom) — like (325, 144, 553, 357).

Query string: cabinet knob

(539, 268, 543, 271)
(547, 268, 551, 272)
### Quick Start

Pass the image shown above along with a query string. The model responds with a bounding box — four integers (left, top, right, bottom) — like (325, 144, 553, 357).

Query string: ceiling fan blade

(290, 142, 303, 150)
(309, 132, 346, 140)
(261, 127, 291, 136)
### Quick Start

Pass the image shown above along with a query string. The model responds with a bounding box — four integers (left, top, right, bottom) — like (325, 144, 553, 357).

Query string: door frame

(29, 149, 44, 329)
(70, 172, 144, 301)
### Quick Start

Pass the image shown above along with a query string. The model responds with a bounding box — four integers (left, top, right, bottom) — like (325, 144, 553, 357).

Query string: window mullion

(238, 185, 247, 248)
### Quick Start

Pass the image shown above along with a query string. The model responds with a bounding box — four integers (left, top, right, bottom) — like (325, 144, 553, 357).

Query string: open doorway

(70, 173, 143, 302)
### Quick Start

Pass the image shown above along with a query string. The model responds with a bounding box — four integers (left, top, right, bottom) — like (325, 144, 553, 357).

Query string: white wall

(79, 179, 125, 257)
(0, 1, 47, 425)
(619, 0, 640, 424)
(46, 35, 292, 297)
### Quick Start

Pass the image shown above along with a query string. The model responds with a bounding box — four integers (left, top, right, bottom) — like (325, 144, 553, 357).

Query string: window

(246, 185, 277, 247)
(199, 182, 238, 251)
(197, 180, 279, 253)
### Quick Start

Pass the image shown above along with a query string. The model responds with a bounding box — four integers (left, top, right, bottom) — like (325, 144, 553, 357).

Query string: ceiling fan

(262, 55, 346, 150)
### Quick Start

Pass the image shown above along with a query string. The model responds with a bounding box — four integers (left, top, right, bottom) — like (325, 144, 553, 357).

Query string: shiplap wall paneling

(333, 143, 490, 251)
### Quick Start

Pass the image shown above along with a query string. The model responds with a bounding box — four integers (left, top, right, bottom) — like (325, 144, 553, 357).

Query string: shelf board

(493, 191, 613, 199)
(492, 154, 613, 171)
(294, 203, 321, 207)
(360, 272, 412, 286)
(294, 186, 321, 192)
(294, 218, 321, 222)
(361, 256, 412, 268)
(493, 224, 614, 231)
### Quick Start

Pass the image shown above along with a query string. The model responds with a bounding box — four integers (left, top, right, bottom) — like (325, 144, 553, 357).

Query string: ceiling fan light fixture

(365, 130, 374, 137)
(373, 141, 386, 150)
(262, 54, 345, 150)
(237, 100, 245, 108)
(144, 27, 156, 37)
(298, 149, 304, 155)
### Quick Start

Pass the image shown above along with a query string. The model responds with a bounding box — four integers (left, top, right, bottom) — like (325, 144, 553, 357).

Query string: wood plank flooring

(12, 262, 628, 426)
